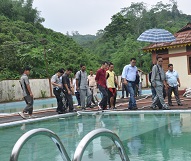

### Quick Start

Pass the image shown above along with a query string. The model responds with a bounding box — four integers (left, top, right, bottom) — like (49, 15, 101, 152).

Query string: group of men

(149, 56, 182, 110)
(50, 61, 120, 114)
(18, 56, 183, 118)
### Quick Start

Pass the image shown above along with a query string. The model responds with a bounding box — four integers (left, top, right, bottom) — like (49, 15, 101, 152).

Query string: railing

(73, 128, 130, 161)
(10, 128, 130, 161)
(10, 128, 71, 161)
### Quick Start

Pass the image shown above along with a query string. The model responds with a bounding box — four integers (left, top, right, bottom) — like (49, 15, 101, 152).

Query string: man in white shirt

(122, 58, 138, 110)
(166, 64, 182, 106)
(88, 70, 99, 105)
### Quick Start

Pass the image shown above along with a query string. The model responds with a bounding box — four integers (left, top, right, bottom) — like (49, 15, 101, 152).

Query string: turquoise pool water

(0, 90, 151, 113)
(1, 112, 191, 161)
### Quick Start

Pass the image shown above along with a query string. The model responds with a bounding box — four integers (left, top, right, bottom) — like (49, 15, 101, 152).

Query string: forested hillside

(0, 0, 99, 80)
(71, 1, 191, 74)
(1, 0, 191, 80)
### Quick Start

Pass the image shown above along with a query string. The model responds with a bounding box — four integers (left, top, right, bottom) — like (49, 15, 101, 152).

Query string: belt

(127, 80, 135, 83)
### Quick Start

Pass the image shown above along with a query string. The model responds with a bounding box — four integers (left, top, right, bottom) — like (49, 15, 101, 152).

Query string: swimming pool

(0, 90, 151, 114)
(1, 112, 191, 161)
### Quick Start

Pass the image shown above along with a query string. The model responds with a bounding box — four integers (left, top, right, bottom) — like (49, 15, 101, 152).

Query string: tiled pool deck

(1, 95, 191, 125)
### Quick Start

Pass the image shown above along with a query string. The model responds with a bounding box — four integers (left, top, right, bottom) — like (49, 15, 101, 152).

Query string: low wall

(0, 79, 51, 102)
(0, 75, 149, 102)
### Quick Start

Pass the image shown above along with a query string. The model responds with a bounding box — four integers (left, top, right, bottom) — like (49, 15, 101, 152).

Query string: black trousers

(98, 85, 108, 109)
(168, 86, 181, 105)
(64, 91, 74, 111)
(53, 88, 63, 112)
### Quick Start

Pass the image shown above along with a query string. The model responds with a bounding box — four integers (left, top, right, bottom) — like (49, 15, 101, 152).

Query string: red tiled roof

(143, 23, 191, 51)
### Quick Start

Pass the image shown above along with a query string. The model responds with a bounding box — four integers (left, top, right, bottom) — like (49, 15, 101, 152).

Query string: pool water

(0, 90, 151, 113)
(1, 113, 191, 161)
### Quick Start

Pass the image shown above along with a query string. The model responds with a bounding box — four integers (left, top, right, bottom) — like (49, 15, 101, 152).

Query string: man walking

(51, 69, 64, 114)
(106, 62, 119, 109)
(151, 57, 170, 110)
(62, 68, 76, 112)
(19, 66, 35, 119)
(95, 61, 108, 110)
(88, 69, 99, 105)
(166, 64, 183, 106)
(76, 64, 92, 110)
(121, 58, 138, 110)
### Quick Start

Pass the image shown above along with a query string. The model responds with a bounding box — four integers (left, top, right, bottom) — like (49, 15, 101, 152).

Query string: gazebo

(143, 23, 191, 91)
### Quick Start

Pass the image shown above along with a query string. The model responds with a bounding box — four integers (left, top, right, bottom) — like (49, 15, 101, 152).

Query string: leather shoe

(178, 104, 183, 106)
(168, 104, 174, 106)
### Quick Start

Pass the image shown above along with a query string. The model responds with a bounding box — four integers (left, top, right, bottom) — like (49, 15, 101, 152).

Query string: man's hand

(68, 90, 71, 95)
(30, 93, 33, 97)
(58, 84, 62, 88)
(179, 83, 181, 87)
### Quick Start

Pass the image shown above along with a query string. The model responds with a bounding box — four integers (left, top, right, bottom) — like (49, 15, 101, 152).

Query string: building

(143, 23, 191, 92)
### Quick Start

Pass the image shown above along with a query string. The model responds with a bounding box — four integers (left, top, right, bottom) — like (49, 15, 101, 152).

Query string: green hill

(70, 1, 191, 74)
(0, 0, 99, 80)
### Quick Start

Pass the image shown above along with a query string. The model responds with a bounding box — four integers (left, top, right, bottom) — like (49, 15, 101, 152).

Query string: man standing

(95, 61, 108, 110)
(166, 64, 183, 106)
(19, 66, 35, 119)
(122, 58, 138, 110)
(88, 70, 99, 105)
(76, 64, 92, 110)
(151, 57, 170, 110)
(62, 68, 75, 112)
(106, 62, 119, 109)
(51, 69, 64, 114)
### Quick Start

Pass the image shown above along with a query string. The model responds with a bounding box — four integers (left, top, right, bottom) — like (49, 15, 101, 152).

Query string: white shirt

(166, 70, 179, 87)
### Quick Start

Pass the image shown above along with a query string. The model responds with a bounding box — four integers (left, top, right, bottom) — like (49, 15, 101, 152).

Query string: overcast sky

(33, 0, 191, 35)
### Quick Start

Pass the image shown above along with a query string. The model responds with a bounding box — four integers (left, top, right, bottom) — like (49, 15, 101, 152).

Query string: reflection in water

(2, 113, 191, 161)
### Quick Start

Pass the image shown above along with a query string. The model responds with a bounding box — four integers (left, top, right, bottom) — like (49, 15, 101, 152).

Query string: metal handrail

(10, 128, 71, 161)
(73, 128, 130, 161)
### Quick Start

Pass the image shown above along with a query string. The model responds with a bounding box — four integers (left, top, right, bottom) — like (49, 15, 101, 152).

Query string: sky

(33, 0, 191, 35)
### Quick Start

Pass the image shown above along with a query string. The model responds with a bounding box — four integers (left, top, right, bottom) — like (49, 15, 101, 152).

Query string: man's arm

(177, 78, 181, 87)
(76, 71, 80, 90)
(122, 66, 128, 85)
(26, 84, 33, 97)
(151, 65, 157, 87)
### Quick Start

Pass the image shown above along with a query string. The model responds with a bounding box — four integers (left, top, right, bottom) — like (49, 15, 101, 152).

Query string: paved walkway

(1, 95, 191, 124)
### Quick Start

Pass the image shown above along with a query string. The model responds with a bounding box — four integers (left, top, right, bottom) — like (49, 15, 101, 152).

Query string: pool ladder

(10, 128, 130, 161)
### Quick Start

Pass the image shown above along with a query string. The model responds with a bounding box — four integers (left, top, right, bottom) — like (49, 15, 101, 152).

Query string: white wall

(169, 47, 186, 54)
(0, 79, 51, 102)
(0, 75, 149, 102)
(169, 56, 191, 90)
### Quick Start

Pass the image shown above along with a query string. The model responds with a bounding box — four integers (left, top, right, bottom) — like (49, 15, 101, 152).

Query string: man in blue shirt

(122, 58, 138, 110)
(166, 64, 182, 106)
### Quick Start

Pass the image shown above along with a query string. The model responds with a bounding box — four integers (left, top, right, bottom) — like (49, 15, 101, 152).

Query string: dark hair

(24, 66, 31, 71)
(89, 69, 93, 71)
(157, 56, 162, 60)
(130, 58, 136, 61)
(57, 69, 64, 73)
(168, 64, 173, 68)
(101, 61, 108, 65)
(67, 68, 73, 71)
(80, 64, 85, 68)
(109, 62, 113, 66)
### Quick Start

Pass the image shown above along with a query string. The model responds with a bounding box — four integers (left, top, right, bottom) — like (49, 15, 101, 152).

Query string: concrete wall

(169, 56, 191, 90)
(0, 75, 149, 102)
(169, 47, 186, 54)
(0, 79, 51, 102)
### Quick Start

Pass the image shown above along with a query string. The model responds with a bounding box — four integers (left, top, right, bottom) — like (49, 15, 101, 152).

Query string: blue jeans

(126, 82, 136, 108)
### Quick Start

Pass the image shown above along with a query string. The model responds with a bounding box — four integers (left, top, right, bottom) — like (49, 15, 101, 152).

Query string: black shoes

(178, 103, 183, 106)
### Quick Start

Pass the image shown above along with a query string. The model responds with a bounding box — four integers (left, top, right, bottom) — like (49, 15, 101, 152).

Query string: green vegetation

(0, 0, 191, 80)
(0, 0, 99, 80)
(70, 1, 191, 74)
